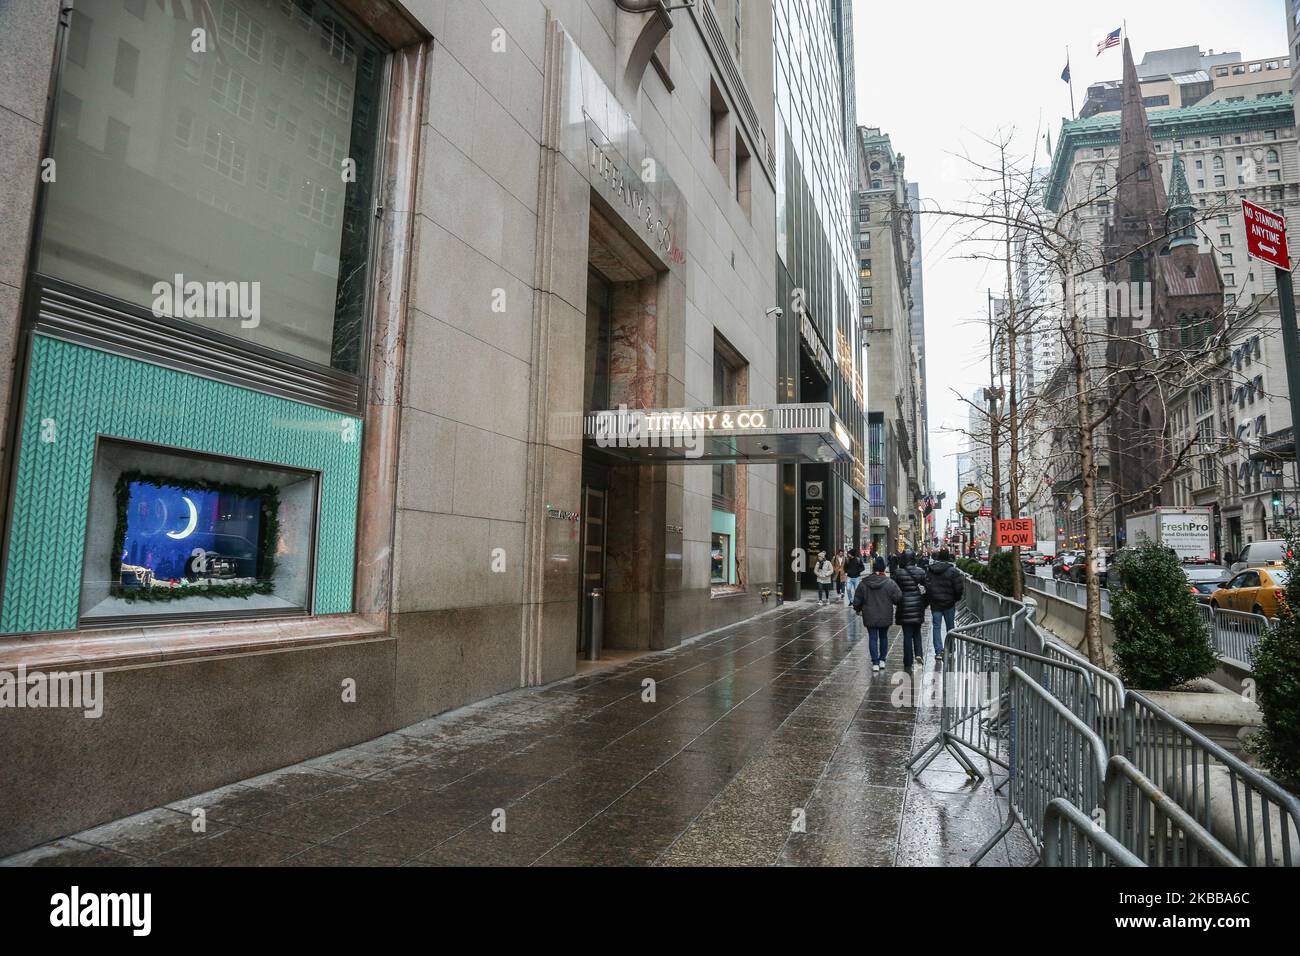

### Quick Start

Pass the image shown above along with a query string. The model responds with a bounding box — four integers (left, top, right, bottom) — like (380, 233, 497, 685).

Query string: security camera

(765, 307, 784, 318)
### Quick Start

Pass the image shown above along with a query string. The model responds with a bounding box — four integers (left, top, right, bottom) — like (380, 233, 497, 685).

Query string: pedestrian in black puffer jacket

(852, 557, 901, 672)
(924, 558, 964, 610)
(893, 551, 928, 668)
(924, 551, 964, 662)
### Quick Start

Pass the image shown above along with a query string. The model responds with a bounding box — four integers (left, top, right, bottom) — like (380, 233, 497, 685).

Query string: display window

(79, 439, 318, 624)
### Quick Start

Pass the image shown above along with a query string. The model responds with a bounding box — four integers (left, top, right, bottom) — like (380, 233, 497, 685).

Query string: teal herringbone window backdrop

(1, 336, 363, 633)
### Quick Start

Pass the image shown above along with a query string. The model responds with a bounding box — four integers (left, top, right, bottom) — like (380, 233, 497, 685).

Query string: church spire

(1167, 149, 1197, 250)
(1111, 38, 1167, 236)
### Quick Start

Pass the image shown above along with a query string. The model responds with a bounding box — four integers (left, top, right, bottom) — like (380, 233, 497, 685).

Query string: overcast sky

(850, 0, 1288, 535)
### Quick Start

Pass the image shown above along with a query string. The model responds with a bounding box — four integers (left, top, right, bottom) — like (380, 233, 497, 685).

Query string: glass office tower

(773, 0, 865, 595)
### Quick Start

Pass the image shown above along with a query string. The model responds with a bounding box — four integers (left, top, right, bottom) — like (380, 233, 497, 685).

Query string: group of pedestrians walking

(843, 548, 964, 672)
(811, 547, 867, 606)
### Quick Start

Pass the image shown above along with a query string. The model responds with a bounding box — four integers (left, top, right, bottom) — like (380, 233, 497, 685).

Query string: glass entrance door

(577, 480, 607, 654)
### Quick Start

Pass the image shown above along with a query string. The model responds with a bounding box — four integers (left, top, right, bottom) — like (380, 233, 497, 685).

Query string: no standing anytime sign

(1243, 198, 1291, 271)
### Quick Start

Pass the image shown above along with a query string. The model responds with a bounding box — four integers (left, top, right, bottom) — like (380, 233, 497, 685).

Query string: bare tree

(922, 128, 1250, 664)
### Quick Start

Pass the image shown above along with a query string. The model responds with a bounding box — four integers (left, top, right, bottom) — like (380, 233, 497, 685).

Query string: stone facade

(0, 0, 788, 855)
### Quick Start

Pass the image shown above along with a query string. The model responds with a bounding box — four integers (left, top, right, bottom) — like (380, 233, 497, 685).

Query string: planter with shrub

(1111, 542, 1218, 691)
(1112, 543, 1263, 764)
(956, 556, 985, 583)
(983, 551, 1016, 598)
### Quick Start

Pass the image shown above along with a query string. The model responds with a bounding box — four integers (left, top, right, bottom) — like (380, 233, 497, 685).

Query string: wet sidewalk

(2, 600, 1035, 867)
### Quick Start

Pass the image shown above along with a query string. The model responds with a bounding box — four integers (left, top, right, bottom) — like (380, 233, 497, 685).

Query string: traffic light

(1272, 492, 1282, 508)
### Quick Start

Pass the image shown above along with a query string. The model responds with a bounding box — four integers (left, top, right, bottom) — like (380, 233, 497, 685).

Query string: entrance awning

(583, 403, 852, 464)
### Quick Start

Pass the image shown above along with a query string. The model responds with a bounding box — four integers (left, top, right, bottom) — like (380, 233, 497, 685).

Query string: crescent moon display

(166, 496, 199, 539)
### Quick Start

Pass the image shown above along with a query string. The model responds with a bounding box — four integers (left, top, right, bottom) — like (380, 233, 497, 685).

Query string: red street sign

(978, 507, 992, 517)
(1243, 198, 1291, 271)
(996, 518, 1035, 548)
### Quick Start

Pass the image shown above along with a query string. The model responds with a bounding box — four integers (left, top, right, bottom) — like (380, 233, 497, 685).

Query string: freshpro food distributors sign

(1159, 513, 1213, 562)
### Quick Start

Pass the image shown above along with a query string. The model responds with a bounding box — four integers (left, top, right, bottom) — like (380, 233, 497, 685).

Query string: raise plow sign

(994, 518, 1035, 548)
(1243, 197, 1291, 271)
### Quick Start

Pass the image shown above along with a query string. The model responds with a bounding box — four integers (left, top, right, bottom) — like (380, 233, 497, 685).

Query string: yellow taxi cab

(1210, 565, 1289, 618)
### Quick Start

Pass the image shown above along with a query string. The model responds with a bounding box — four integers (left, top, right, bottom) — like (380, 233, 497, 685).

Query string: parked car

(1052, 548, 1113, 585)
(1020, 550, 1050, 577)
(1052, 550, 1083, 580)
(1182, 563, 1231, 604)
(1089, 548, 1113, 586)
(1210, 567, 1289, 618)
(1104, 547, 1139, 590)
(1230, 540, 1290, 575)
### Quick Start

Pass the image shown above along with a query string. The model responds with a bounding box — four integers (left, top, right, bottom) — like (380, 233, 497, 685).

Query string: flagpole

(1067, 45, 1076, 119)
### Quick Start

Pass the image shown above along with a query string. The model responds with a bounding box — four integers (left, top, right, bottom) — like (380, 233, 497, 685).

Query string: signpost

(1243, 198, 1300, 481)
(1243, 199, 1290, 270)
(995, 517, 1035, 549)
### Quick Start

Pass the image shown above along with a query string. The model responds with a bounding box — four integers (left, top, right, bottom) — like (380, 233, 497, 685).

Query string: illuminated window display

(114, 474, 275, 601)
(80, 440, 318, 622)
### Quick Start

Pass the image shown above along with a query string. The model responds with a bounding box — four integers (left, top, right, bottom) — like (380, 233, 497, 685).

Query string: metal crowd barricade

(1042, 797, 1144, 867)
(1125, 690, 1300, 867)
(981, 587, 1006, 623)
(957, 576, 982, 626)
(970, 665, 1109, 865)
(1211, 607, 1269, 667)
(1015, 609, 1048, 656)
(1028, 577, 1113, 617)
(1061, 580, 1082, 606)
(1035, 580, 1270, 670)
(1104, 755, 1243, 866)
(957, 565, 1300, 867)
(907, 625, 1100, 790)
(1043, 637, 1127, 758)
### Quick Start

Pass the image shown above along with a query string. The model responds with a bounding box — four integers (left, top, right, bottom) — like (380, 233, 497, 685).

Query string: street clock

(958, 485, 984, 517)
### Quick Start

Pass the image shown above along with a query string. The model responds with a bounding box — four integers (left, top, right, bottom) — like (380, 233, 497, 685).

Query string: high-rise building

(774, 0, 867, 588)
(858, 127, 924, 552)
(832, 0, 857, 156)
(1049, 48, 1297, 312)
(1079, 45, 1291, 119)
(907, 181, 934, 543)
(1290, 2, 1300, 114)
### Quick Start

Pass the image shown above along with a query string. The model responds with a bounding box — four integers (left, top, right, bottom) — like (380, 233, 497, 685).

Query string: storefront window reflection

(37, 0, 384, 374)
(711, 532, 731, 585)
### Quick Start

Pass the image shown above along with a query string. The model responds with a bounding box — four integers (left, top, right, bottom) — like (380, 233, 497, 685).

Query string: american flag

(1097, 27, 1121, 55)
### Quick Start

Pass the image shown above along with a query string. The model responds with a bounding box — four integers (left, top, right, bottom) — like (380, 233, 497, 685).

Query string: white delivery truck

(1123, 506, 1215, 563)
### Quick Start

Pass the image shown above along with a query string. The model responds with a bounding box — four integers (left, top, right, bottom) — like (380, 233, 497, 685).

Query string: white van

(1230, 539, 1289, 574)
